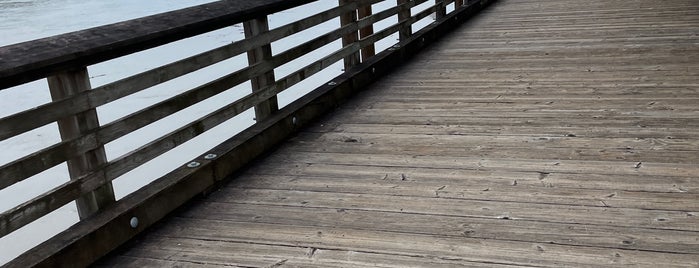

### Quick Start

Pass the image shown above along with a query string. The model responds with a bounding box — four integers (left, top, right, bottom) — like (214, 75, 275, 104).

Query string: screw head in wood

(187, 161, 201, 168)
(130, 217, 139, 228)
(328, 81, 337, 86)
(204, 153, 218, 160)
(292, 116, 298, 125)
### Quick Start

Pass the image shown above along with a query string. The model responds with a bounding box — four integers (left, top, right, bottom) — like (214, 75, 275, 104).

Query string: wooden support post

(455, 0, 464, 8)
(47, 68, 115, 220)
(357, 4, 375, 62)
(397, 0, 412, 41)
(435, 0, 446, 20)
(339, 0, 360, 70)
(244, 16, 278, 121)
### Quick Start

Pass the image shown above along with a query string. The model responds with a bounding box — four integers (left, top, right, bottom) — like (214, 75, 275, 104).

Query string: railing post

(244, 16, 278, 121)
(47, 68, 115, 219)
(435, 0, 446, 20)
(339, 0, 361, 70)
(397, 0, 412, 41)
(357, 4, 375, 62)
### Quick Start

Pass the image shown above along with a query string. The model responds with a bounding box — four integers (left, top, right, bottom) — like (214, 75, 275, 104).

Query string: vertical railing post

(357, 4, 375, 62)
(397, 0, 412, 41)
(455, 0, 464, 8)
(339, 0, 361, 70)
(435, 0, 446, 20)
(244, 16, 278, 121)
(47, 68, 115, 219)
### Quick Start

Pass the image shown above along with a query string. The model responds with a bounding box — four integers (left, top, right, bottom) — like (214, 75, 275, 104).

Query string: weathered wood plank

(104, 236, 529, 268)
(245, 16, 279, 121)
(260, 151, 699, 178)
(228, 173, 699, 211)
(183, 202, 699, 254)
(210, 188, 699, 232)
(397, 0, 412, 41)
(339, 0, 360, 70)
(280, 132, 699, 164)
(151, 218, 699, 267)
(46, 68, 115, 219)
(246, 162, 696, 194)
(303, 123, 699, 140)
(357, 5, 375, 61)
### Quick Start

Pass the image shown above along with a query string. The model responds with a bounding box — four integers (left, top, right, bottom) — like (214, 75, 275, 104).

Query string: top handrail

(0, 0, 315, 89)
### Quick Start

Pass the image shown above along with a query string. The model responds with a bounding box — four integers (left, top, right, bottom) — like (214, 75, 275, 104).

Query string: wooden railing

(0, 0, 492, 266)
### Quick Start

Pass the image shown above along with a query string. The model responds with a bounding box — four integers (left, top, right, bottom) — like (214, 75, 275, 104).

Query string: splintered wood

(99, 0, 699, 266)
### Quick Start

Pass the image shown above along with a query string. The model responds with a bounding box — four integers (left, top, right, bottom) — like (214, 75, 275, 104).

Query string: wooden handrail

(0, 0, 494, 266)
(0, 0, 318, 89)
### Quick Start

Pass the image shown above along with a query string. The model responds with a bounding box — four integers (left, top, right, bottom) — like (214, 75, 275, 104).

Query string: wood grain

(100, 0, 699, 266)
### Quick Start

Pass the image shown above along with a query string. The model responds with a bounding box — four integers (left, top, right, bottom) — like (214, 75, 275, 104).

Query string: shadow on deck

(97, 0, 698, 266)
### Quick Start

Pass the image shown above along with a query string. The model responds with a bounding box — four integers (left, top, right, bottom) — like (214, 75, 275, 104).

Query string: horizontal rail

(1, 0, 494, 265)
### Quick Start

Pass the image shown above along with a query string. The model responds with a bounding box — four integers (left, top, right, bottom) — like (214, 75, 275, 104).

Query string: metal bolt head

(292, 116, 298, 125)
(372, 67, 376, 73)
(328, 81, 337, 86)
(187, 161, 201, 168)
(204, 153, 218, 160)
(130, 217, 139, 228)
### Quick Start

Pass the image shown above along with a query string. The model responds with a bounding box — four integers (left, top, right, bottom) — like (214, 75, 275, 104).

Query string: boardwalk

(99, 0, 699, 266)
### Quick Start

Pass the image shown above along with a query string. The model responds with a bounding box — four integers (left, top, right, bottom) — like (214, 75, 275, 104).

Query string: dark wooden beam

(47, 68, 115, 219)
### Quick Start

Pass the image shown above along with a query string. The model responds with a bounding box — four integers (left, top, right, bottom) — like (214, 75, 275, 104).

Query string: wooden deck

(99, 0, 699, 266)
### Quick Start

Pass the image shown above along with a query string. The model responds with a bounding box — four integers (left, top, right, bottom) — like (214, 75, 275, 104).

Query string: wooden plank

(229, 173, 699, 211)
(151, 218, 699, 267)
(46, 68, 115, 219)
(280, 132, 699, 164)
(106, 236, 528, 268)
(244, 16, 279, 121)
(303, 123, 699, 140)
(435, 0, 446, 20)
(261, 151, 699, 178)
(397, 0, 412, 41)
(244, 162, 697, 194)
(183, 202, 699, 254)
(210, 188, 699, 232)
(339, 0, 361, 70)
(357, 5, 375, 61)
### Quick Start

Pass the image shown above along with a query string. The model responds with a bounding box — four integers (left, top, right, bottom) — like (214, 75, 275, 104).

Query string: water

(0, 0, 433, 264)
